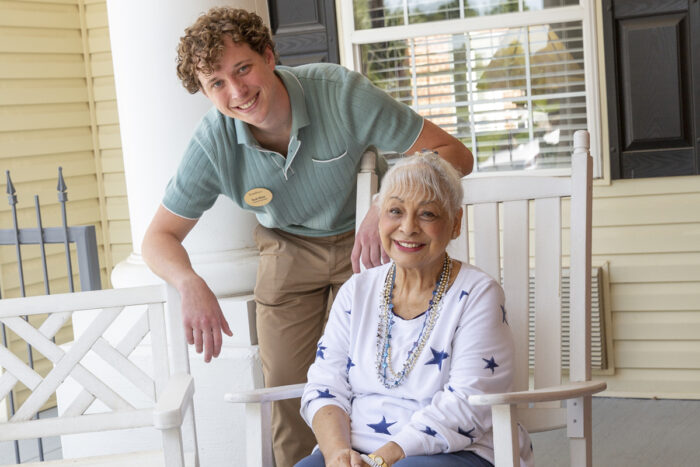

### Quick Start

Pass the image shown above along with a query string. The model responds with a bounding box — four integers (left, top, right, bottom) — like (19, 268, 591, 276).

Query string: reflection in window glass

(359, 21, 586, 171)
(360, 41, 414, 106)
(529, 23, 584, 96)
(408, 0, 461, 23)
(465, 0, 519, 17)
(353, 0, 405, 30)
(353, 0, 580, 30)
(524, 0, 578, 11)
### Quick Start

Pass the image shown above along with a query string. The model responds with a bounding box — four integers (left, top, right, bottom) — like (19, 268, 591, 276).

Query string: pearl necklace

(376, 253, 452, 389)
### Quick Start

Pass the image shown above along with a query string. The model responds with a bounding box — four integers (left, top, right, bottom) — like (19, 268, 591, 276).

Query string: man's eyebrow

(203, 75, 219, 86)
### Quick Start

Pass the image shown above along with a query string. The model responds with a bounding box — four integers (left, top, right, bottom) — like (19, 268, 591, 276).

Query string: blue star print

(501, 305, 508, 324)
(447, 385, 455, 392)
(422, 426, 438, 437)
(482, 356, 499, 374)
(316, 343, 326, 359)
(346, 357, 355, 372)
(315, 389, 335, 399)
(459, 290, 469, 301)
(345, 309, 351, 315)
(425, 347, 450, 371)
(458, 426, 475, 443)
(367, 416, 396, 435)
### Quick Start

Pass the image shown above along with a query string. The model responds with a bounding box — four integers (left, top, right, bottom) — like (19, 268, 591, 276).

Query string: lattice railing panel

(0, 302, 164, 424)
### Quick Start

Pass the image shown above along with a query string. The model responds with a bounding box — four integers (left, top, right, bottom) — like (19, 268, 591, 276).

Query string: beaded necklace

(376, 253, 452, 388)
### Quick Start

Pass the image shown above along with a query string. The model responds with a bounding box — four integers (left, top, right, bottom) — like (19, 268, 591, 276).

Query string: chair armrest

(153, 373, 195, 429)
(468, 381, 607, 406)
(224, 383, 305, 404)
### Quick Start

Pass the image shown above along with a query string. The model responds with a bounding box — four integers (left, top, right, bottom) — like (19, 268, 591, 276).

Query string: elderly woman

(295, 153, 533, 467)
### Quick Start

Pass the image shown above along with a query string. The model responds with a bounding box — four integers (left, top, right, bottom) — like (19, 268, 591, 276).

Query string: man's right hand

(142, 205, 233, 363)
(179, 275, 233, 363)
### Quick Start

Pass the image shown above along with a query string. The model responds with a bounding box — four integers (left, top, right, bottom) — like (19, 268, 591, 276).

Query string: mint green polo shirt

(162, 63, 424, 237)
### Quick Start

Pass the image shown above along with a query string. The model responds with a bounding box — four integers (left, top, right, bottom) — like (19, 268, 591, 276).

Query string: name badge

(244, 188, 273, 207)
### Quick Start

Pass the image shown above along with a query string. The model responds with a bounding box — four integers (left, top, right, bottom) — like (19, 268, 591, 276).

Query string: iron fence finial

(6, 170, 17, 205)
(57, 166, 68, 202)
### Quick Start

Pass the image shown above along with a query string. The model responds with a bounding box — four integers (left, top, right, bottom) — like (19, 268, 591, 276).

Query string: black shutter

(603, 0, 700, 178)
(268, 0, 340, 66)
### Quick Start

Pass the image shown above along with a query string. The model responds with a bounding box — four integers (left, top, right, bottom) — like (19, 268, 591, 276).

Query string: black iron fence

(1, 167, 101, 463)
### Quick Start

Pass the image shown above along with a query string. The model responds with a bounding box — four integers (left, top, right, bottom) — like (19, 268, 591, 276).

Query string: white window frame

(337, 1, 602, 178)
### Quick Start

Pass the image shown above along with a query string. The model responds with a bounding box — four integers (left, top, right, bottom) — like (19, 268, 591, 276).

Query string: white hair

(377, 152, 463, 220)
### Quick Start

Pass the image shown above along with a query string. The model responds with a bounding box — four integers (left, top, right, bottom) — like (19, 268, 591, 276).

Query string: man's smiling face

(197, 37, 280, 130)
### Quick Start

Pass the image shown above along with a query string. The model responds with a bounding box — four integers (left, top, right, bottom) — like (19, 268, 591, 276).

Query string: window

(340, 0, 602, 175)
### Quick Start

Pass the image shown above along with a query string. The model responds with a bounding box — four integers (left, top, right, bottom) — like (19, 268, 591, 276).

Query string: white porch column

(60, 2, 271, 465)
(108, 0, 267, 295)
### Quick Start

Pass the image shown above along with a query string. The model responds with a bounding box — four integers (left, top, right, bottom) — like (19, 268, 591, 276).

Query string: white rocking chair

(226, 131, 606, 467)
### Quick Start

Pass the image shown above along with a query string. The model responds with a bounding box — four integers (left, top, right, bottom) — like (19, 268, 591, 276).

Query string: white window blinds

(347, 1, 599, 174)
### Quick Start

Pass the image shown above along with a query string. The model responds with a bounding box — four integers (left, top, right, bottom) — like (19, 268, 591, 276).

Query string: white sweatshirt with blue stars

(300, 261, 534, 467)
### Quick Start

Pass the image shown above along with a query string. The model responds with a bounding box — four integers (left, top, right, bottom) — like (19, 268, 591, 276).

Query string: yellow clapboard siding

(0, 27, 82, 54)
(108, 220, 133, 244)
(611, 282, 700, 312)
(84, 2, 108, 29)
(90, 52, 115, 77)
(95, 100, 119, 125)
(103, 173, 127, 197)
(0, 152, 96, 183)
(111, 244, 133, 264)
(0, 103, 90, 132)
(0, 196, 102, 223)
(0, 53, 85, 79)
(0, 175, 101, 214)
(598, 369, 700, 399)
(0, 242, 105, 281)
(0, 0, 79, 29)
(0, 0, 117, 401)
(614, 340, 700, 369)
(3, 278, 85, 298)
(97, 124, 122, 149)
(0, 78, 88, 106)
(11, 0, 77, 5)
(101, 149, 124, 173)
(87, 27, 112, 55)
(593, 174, 700, 198)
(0, 197, 99, 241)
(106, 197, 130, 220)
(613, 311, 700, 340)
(592, 193, 700, 226)
(0, 250, 85, 290)
(92, 75, 117, 102)
(0, 127, 93, 159)
(592, 223, 700, 256)
(597, 253, 700, 283)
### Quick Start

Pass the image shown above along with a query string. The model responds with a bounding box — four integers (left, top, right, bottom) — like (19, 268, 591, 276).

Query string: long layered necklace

(376, 253, 452, 389)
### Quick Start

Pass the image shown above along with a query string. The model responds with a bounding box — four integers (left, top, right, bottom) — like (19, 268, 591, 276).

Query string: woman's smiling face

(379, 191, 462, 272)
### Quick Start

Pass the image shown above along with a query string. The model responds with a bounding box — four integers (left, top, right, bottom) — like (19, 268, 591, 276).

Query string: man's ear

(263, 46, 275, 66)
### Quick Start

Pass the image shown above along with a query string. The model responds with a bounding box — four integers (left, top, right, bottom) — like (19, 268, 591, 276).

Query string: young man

(141, 7, 473, 466)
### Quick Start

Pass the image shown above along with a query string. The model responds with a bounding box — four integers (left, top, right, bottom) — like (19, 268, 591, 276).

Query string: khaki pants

(253, 225, 354, 467)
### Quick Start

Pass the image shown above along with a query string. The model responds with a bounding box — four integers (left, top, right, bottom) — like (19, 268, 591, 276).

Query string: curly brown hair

(176, 7, 277, 94)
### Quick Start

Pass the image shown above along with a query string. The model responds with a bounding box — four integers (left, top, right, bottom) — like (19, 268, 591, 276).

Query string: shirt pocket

(310, 150, 350, 166)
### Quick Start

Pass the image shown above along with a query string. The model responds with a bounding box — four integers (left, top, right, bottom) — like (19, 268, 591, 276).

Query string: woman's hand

(370, 441, 406, 466)
(325, 448, 367, 467)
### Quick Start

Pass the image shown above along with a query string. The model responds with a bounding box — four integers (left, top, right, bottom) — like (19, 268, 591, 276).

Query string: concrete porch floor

(1, 397, 699, 466)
